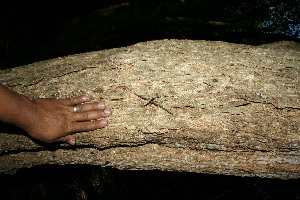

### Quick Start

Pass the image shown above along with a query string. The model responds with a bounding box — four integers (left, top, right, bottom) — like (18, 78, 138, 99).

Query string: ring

(73, 105, 79, 112)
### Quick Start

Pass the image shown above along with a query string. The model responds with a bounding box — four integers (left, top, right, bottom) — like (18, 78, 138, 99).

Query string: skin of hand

(0, 84, 111, 145)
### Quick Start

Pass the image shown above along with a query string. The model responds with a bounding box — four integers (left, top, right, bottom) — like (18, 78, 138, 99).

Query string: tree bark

(0, 39, 299, 179)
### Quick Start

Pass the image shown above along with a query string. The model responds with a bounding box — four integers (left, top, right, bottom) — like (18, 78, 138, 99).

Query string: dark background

(0, 0, 299, 199)
(0, 0, 299, 69)
(1, 165, 300, 200)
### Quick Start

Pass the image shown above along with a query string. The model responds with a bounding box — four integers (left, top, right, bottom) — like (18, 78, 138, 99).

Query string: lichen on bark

(0, 39, 299, 179)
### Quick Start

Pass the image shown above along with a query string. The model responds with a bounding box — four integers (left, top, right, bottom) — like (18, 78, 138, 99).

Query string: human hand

(21, 96, 111, 145)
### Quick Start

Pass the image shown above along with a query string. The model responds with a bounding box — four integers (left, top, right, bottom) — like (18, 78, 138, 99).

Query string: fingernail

(82, 96, 89, 101)
(98, 102, 105, 108)
(104, 109, 111, 114)
(69, 139, 76, 145)
(100, 120, 107, 126)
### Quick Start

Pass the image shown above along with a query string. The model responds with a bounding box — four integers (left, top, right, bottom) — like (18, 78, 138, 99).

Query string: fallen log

(0, 39, 299, 179)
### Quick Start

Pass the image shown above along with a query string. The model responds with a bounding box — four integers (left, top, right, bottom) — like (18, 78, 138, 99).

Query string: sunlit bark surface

(0, 40, 299, 179)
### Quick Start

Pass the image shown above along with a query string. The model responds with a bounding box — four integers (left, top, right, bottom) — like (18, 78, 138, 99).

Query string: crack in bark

(134, 93, 174, 115)
(7, 66, 98, 88)
(1, 137, 298, 161)
(236, 98, 300, 110)
(6, 77, 47, 88)
(0, 140, 156, 157)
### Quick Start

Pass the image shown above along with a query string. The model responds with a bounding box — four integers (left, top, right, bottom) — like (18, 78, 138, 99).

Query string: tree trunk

(0, 39, 299, 179)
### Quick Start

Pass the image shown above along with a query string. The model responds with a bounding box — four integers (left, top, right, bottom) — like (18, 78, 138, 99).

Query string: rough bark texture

(0, 39, 299, 179)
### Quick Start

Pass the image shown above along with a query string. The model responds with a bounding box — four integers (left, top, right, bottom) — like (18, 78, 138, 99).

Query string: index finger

(62, 96, 89, 106)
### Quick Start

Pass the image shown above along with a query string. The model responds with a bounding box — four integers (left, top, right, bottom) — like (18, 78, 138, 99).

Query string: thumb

(57, 135, 76, 145)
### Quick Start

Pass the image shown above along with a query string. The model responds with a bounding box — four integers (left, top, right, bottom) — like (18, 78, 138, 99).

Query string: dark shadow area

(0, 0, 299, 69)
(0, 165, 299, 200)
(0, 121, 25, 135)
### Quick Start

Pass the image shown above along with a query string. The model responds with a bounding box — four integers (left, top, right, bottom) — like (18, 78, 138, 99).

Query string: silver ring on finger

(73, 105, 79, 112)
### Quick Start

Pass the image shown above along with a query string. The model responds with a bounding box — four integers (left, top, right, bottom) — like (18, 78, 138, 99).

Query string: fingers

(57, 135, 76, 145)
(63, 96, 89, 106)
(69, 120, 108, 133)
(73, 109, 111, 121)
(72, 102, 105, 112)
(70, 101, 111, 120)
(56, 119, 108, 145)
(54, 96, 111, 146)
